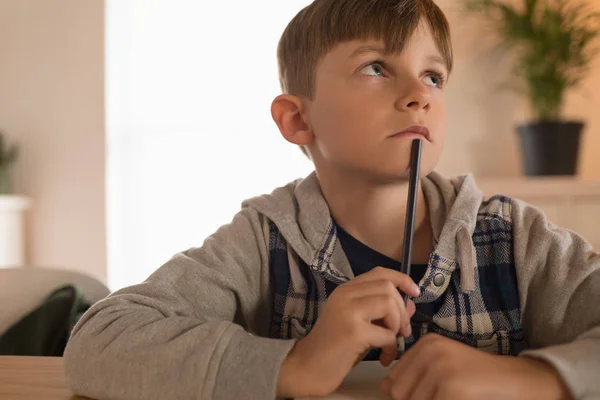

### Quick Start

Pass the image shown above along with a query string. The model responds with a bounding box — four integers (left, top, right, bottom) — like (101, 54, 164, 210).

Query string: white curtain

(106, 0, 315, 290)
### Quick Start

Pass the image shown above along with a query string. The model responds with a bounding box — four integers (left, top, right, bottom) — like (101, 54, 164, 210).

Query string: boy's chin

(373, 157, 435, 180)
(317, 155, 437, 183)
(357, 165, 434, 185)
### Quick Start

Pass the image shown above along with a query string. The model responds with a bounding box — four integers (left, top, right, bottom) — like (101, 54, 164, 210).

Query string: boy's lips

(390, 125, 431, 142)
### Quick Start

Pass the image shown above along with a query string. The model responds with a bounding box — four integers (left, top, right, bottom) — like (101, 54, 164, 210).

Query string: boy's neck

(317, 169, 433, 265)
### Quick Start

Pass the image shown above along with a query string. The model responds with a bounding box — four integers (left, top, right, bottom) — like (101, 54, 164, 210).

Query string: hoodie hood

(242, 171, 484, 293)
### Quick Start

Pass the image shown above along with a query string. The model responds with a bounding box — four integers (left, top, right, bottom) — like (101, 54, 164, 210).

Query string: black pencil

(399, 139, 422, 306)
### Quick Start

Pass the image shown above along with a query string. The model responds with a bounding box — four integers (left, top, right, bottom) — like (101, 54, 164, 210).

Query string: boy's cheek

(416, 141, 444, 175)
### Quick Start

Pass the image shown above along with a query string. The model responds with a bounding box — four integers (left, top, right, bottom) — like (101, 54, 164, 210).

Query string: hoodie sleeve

(63, 207, 295, 400)
(511, 198, 600, 399)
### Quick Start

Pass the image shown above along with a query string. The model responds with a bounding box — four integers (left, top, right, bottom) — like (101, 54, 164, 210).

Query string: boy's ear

(271, 94, 314, 146)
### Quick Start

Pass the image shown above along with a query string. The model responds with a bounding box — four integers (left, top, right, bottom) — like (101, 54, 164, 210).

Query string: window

(106, 1, 314, 290)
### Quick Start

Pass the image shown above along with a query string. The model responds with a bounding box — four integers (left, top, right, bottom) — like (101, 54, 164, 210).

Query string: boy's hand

(277, 267, 420, 398)
(381, 333, 574, 400)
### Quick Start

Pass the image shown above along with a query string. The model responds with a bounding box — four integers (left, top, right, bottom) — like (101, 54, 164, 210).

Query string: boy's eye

(359, 62, 385, 77)
(423, 71, 445, 88)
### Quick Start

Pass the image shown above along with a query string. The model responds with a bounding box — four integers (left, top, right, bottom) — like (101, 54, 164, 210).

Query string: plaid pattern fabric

(268, 195, 528, 357)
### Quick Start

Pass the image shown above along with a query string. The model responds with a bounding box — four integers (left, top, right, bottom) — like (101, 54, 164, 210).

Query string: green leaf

(461, 0, 600, 119)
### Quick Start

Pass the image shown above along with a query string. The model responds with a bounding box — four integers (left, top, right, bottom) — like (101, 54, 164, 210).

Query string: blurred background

(0, 0, 598, 296)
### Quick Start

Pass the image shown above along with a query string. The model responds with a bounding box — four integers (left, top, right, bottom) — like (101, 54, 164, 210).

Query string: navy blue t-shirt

(335, 223, 428, 284)
(336, 223, 443, 322)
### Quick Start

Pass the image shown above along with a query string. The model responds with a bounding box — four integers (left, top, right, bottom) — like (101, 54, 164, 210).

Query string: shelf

(476, 176, 600, 201)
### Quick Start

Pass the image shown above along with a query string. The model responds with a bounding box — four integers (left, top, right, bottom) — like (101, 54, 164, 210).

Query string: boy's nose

(395, 82, 431, 112)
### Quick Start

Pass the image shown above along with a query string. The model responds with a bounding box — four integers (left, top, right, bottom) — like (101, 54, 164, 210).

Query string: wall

(437, 0, 600, 179)
(0, 0, 106, 283)
(0, 0, 597, 286)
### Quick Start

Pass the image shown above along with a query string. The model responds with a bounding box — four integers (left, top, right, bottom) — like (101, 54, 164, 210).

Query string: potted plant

(462, 0, 600, 176)
(0, 133, 30, 267)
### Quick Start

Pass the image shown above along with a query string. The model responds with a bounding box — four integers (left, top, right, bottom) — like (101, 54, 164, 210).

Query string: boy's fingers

(350, 281, 415, 331)
(379, 342, 398, 367)
(362, 324, 398, 359)
(407, 299, 416, 318)
(354, 348, 371, 367)
(355, 295, 402, 335)
(347, 267, 421, 297)
(386, 344, 425, 400)
(381, 377, 393, 396)
(346, 280, 405, 314)
(343, 280, 400, 299)
(398, 300, 416, 337)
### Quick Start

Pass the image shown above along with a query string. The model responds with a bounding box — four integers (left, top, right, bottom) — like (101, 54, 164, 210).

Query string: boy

(64, 0, 600, 399)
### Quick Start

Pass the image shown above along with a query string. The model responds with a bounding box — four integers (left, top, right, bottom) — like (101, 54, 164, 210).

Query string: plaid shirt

(268, 195, 528, 357)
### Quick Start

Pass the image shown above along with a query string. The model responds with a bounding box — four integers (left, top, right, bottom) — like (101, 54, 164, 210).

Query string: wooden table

(297, 361, 389, 400)
(0, 356, 388, 400)
(0, 356, 86, 400)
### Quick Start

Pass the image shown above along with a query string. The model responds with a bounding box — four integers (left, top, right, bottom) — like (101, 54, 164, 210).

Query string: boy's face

(305, 22, 447, 182)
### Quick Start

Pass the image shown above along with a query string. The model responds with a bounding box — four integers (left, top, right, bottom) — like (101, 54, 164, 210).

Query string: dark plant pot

(516, 121, 584, 176)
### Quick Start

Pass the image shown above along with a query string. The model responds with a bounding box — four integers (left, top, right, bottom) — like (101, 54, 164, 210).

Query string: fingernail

(402, 324, 412, 337)
(380, 357, 391, 367)
(413, 284, 421, 296)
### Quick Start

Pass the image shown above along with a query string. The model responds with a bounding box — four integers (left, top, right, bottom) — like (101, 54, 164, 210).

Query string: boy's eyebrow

(427, 55, 446, 67)
(348, 46, 447, 68)
(347, 45, 389, 60)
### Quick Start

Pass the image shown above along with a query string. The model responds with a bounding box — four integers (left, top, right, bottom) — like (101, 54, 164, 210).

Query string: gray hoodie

(63, 172, 600, 400)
